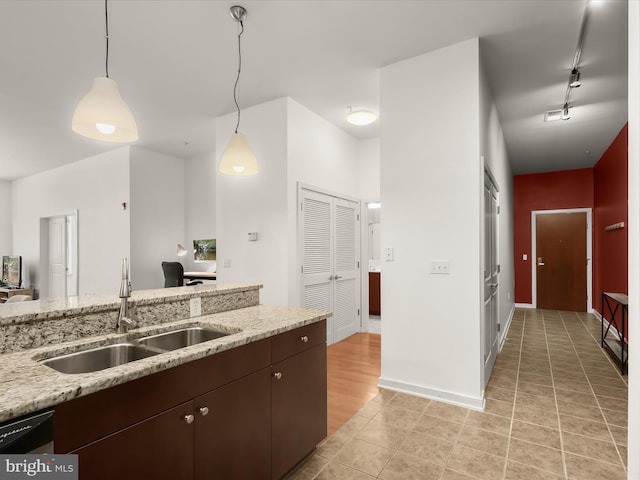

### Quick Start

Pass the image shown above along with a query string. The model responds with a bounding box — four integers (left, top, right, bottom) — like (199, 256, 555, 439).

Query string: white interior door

(48, 216, 67, 299)
(483, 170, 499, 384)
(300, 187, 360, 345)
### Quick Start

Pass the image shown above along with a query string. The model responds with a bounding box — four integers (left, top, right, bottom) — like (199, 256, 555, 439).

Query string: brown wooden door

(536, 212, 587, 311)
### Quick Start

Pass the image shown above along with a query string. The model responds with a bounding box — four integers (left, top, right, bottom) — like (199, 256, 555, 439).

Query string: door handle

(329, 275, 343, 281)
(537, 257, 545, 266)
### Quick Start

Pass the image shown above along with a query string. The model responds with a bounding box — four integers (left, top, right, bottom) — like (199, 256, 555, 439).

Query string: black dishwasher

(0, 409, 53, 454)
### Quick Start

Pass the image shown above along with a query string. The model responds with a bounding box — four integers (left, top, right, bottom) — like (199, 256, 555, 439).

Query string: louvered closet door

(301, 188, 360, 345)
(301, 190, 335, 343)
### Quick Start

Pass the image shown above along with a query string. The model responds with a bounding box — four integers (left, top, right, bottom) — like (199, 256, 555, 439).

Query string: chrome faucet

(116, 258, 136, 333)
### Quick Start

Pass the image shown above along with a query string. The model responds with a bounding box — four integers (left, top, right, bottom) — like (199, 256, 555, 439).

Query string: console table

(601, 292, 628, 374)
(0, 288, 34, 304)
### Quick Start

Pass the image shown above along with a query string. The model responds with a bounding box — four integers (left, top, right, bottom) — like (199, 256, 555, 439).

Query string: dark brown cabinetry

(369, 271, 381, 315)
(54, 321, 326, 480)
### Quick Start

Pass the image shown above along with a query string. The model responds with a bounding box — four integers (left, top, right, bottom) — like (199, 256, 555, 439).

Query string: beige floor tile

(373, 404, 422, 431)
(590, 383, 627, 400)
(561, 431, 621, 464)
(504, 461, 564, 479)
(513, 403, 559, 429)
(445, 444, 506, 480)
(587, 374, 627, 389)
(552, 378, 593, 394)
(518, 372, 553, 386)
(291, 453, 330, 480)
(457, 424, 509, 457)
(358, 397, 385, 418)
(488, 374, 517, 391)
(316, 433, 348, 459)
(423, 401, 470, 424)
(511, 420, 561, 449)
(388, 392, 431, 413)
(487, 385, 517, 403)
(564, 452, 627, 480)
(596, 394, 627, 412)
(333, 438, 394, 477)
(398, 430, 455, 466)
(517, 381, 554, 397)
(465, 410, 512, 435)
(413, 413, 464, 442)
(608, 425, 628, 446)
(559, 414, 613, 442)
(602, 408, 628, 427)
(355, 418, 408, 450)
(507, 438, 564, 475)
(556, 398, 604, 422)
(484, 398, 515, 418)
(554, 388, 598, 407)
(314, 461, 376, 480)
(378, 451, 443, 480)
(516, 391, 556, 411)
(617, 445, 628, 466)
(441, 469, 478, 480)
(336, 413, 371, 437)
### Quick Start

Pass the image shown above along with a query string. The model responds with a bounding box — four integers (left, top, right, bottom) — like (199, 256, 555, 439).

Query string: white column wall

(183, 151, 217, 273)
(0, 181, 12, 255)
(11, 148, 130, 296)
(359, 138, 381, 201)
(129, 147, 186, 290)
(379, 39, 484, 408)
(215, 98, 289, 305)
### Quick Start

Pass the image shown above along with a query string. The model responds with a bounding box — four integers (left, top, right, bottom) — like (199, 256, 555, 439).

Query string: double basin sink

(40, 325, 232, 375)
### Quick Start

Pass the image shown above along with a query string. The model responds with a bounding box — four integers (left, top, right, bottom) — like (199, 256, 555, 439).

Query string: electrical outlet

(223, 259, 231, 268)
(190, 297, 202, 317)
(430, 261, 450, 274)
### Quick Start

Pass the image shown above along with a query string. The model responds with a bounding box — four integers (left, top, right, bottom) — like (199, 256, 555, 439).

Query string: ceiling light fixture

(72, 0, 138, 143)
(346, 107, 377, 126)
(544, 1, 591, 122)
(219, 5, 258, 176)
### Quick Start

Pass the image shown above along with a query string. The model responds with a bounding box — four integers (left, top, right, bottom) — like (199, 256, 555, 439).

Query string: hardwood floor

(327, 332, 381, 435)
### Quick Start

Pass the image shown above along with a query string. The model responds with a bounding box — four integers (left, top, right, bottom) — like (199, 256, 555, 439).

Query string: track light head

(569, 68, 581, 88)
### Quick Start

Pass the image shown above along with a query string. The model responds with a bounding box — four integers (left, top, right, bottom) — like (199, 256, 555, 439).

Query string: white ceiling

(0, 0, 628, 181)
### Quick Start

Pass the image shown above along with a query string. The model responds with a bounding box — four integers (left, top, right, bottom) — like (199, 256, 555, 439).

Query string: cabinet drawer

(271, 320, 326, 364)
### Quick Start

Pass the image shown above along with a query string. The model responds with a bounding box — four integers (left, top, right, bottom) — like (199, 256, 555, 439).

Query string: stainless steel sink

(41, 343, 160, 374)
(136, 327, 230, 351)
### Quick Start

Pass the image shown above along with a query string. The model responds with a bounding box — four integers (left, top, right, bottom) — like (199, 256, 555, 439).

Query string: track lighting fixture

(72, 0, 138, 142)
(569, 68, 581, 88)
(219, 5, 258, 176)
(561, 103, 571, 121)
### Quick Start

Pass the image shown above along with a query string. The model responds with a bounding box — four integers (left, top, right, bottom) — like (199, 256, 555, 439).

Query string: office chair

(161, 262, 203, 288)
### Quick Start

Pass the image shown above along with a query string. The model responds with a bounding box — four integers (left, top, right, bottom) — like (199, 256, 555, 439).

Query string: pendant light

(72, 0, 138, 143)
(219, 5, 258, 176)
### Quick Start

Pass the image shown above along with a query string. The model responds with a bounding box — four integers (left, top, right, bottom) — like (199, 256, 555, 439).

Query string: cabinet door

(194, 368, 271, 480)
(272, 344, 327, 480)
(72, 402, 194, 480)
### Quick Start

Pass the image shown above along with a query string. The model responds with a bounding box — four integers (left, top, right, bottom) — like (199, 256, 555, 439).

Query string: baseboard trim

(499, 305, 516, 351)
(377, 377, 485, 411)
(515, 303, 534, 309)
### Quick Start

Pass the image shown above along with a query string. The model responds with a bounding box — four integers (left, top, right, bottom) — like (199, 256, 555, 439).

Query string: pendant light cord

(104, 0, 110, 78)
(233, 20, 244, 134)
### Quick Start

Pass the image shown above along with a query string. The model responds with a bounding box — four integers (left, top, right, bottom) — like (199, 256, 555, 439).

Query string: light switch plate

(223, 259, 231, 268)
(190, 297, 202, 317)
(384, 247, 394, 262)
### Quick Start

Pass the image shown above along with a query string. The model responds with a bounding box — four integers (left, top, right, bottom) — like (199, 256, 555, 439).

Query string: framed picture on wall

(193, 239, 216, 262)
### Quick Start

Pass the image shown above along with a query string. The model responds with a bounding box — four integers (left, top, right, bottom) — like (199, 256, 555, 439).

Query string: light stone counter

(0, 304, 331, 423)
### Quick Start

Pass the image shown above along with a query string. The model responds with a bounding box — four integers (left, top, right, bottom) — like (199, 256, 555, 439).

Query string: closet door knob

(300, 335, 309, 343)
(273, 372, 282, 380)
(184, 414, 195, 424)
(199, 406, 209, 416)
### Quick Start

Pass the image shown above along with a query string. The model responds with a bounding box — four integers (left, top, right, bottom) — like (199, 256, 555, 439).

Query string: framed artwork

(193, 239, 216, 262)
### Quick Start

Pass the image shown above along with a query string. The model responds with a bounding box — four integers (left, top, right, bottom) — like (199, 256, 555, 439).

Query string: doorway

(39, 211, 78, 299)
(532, 209, 591, 311)
(299, 186, 360, 345)
(483, 169, 499, 384)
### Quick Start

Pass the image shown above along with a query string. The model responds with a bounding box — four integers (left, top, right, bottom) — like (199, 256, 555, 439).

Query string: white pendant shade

(72, 77, 138, 143)
(219, 133, 258, 175)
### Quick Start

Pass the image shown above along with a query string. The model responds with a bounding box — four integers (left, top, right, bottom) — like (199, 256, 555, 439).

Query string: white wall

(479, 57, 515, 350)
(215, 98, 289, 305)
(0, 181, 12, 255)
(129, 147, 186, 290)
(286, 98, 362, 305)
(12, 148, 130, 296)
(184, 151, 216, 273)
(379, 38, 484, 408)
(359, 138, 381, 200)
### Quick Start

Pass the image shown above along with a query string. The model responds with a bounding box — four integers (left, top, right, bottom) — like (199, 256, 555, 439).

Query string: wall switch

(522, 254, 528, 261)
(384, 247, 394, 262)
(430, 261, 450, 274)
(248, 232, 258, 241)
(190, 297, 202, 317)
(223, 259, 231, 268)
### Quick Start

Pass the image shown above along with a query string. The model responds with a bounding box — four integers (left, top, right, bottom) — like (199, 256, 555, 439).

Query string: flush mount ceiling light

(219, 5, 258, 176)
(72, 0, 138, 143)
(346, 107, 378, 126)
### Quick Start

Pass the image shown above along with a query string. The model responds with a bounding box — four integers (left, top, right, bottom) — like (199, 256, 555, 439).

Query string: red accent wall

(513, 169, 594, 304)
(594, 125, 628, 336)
(513, 124, 628, 314)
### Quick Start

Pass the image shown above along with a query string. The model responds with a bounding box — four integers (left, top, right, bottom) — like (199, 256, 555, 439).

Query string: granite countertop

(0, 304, 330, 423)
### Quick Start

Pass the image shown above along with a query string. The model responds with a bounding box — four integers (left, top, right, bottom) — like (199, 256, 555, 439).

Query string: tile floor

(293, 308, 628, 479)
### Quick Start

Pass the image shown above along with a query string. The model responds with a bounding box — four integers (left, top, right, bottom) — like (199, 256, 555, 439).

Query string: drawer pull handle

(184, 414, 195, 424)
(273, 372, 283, 380)
(300, 335, 309, 343)
(199, 406, 209, 417)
